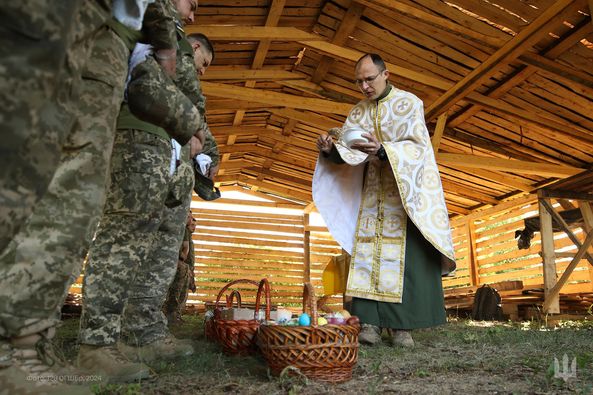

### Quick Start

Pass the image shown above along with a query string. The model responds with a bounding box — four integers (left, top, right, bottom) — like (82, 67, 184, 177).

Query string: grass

(54, 314, 593, 394)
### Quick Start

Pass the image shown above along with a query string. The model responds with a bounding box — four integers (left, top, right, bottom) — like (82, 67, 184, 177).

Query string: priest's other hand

(317, 134, 333, 154)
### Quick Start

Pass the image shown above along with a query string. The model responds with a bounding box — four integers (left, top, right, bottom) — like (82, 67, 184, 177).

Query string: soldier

(77, 0, 209, 377)
(116, 33, 218, 363)
(0, 0, 182, 390)
(164, 213, 196, 323)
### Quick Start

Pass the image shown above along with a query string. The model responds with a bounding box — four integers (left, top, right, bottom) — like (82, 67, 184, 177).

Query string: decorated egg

(298, 313, 311, 326)
(317, 316, 328, 326)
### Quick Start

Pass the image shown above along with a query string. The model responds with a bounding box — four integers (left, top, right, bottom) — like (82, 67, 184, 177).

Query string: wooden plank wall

(67, 197, 592, 309)
(445, 199, 593, 294)
(187, 198, 342, 309)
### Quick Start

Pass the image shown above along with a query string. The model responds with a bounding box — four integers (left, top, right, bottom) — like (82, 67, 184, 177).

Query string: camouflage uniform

(79, 5, 199, 347)
(0, 1, 118, 340)
(0, 1, 91, 252)
(164, 228, 195, 322)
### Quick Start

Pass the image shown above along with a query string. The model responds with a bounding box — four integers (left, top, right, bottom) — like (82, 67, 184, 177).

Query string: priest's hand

(351, 133, 381, 155)
(317, 134, 333, 154)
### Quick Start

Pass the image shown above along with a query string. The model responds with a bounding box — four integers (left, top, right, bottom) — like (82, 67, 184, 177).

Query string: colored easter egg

(298, 313, 311, 326)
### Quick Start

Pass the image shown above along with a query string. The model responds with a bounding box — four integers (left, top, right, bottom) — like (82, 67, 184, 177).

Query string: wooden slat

(425, 0, 574, 120)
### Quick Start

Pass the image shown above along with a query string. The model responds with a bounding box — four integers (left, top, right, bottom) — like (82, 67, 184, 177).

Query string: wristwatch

(376, 145, 388, 161)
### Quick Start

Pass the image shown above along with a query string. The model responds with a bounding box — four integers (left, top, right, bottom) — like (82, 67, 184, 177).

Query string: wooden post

(303, 213, 311, 284)
(542, 229, 593, 312)
(431, 112, 447, 153)
(538, 194, 559, 313)
(579, 201, 593, 289)
(467, 219, 479, 286)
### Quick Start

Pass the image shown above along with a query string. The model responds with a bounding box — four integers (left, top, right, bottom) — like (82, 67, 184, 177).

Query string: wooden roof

(187, 0, 593, 216)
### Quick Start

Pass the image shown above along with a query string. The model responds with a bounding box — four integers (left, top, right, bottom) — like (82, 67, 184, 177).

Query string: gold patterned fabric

(314, 86, 455, 304)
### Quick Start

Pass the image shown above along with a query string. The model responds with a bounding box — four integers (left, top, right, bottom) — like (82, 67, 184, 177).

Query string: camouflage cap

(193, 164, 221, 201)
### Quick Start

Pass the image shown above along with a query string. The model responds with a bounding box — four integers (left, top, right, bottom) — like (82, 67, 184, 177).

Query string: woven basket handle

(302, 282, 318, 326)
(226, 290, 242, 308)
(254, 278, 271, 321)
(214, 279, 259, 309)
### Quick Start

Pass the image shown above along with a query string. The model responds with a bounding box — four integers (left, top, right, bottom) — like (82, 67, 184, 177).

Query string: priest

(313, 53, 456, 347)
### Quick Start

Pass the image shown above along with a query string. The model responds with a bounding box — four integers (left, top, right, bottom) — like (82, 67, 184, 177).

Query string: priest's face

(355, 56, 389, 100)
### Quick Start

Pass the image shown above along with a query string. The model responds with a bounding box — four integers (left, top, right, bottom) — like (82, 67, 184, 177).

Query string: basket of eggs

(208, 278, 271, 355)
(257, 282, 361, 383)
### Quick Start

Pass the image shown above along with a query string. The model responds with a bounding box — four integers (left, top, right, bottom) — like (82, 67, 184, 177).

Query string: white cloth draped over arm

(312, 154, 365, 255)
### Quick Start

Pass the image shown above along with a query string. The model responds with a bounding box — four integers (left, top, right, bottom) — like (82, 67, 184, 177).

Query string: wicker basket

(212, 278, 271, 355)
(257, 282, 360, 383)
(204, 289, 243, 342)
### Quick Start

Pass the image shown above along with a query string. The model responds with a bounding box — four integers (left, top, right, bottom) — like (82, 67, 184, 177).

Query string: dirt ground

(54, 315, 593, 394)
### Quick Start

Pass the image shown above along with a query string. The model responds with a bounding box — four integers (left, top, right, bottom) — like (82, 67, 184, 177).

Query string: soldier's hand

(208, 163, 219, 181)
(316, 134, 333, 154)
(189, 277, 196, 293)
(155, 48, 177, 78)
(189, 136, 203, 158)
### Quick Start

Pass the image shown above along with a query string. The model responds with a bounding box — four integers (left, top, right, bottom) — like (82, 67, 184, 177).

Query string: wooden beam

(518, 52, 593, 90)
(424, 0, 574, 121)
(201, 69, 306, 81)
(354, 0, 505, 48)
(436, 153, 583, 178)
(299, 39, 592, 139)
(304, 213, 311, 283)
(539, 197, 593, 266)
(185, 25, 324, 41)
(467, 219, 479, 286)
(542, 228, 593, 312)
(539, 197, 559, 314)
(303, 202, 316, 214)
(538, 189, 593, 202)
(201, 81, 352, 114)
(268, 108, 342, 131)
(299, 39, 450, 90)
(311, 2, 364, 84)
(440, 179, 499, 206)
(580, 201, 593, 287)
(450, 194, 536, 226)
(449, 20, 593, 128)
(212, 126, 281, 137)
(432, 112, 447, 153)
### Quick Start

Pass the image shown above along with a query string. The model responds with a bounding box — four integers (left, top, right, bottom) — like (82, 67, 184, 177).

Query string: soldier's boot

(389, 329, 415, 348)
(77, 345, 150, 383)
(0, 333, 92, 394)
(118, 335, 194, 363)
(358, 324, 382, 345)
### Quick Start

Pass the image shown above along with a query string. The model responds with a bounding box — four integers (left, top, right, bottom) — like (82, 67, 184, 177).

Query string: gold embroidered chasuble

(313, 86, 455, 304)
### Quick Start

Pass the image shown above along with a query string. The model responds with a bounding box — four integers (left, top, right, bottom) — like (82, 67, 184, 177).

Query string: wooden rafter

(424, 0, 574, 121)
(449, 20, 593, 128)
(353, 0, 506, 48)
(436, 153, 583, 178)
(201, 82, 352, 114)
(311, 1, 364, 84)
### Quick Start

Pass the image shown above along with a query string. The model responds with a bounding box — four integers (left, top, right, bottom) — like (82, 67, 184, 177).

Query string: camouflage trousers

(79, 132, 195, 346)
(163, 260, 192, 321)
(0, 1, 109, 253)
(0, 26, 128, 338)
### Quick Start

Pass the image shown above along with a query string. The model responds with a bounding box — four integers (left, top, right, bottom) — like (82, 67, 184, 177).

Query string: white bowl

(342, 127, 368, 148)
